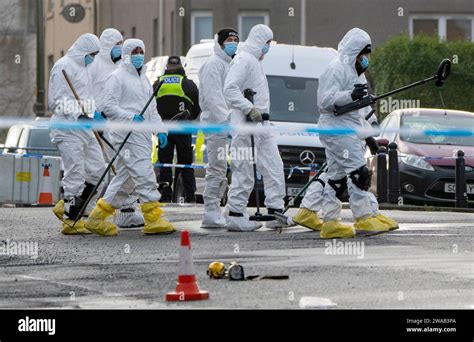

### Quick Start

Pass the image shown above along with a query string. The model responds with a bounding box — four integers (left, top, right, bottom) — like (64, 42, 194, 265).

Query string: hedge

(368, 34, 474, 120)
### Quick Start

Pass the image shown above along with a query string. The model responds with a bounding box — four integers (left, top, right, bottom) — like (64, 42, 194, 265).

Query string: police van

(151, 40, 337, 204)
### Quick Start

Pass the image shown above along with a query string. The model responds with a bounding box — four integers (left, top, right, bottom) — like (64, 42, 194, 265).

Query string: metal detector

(335, 58, 452, 115)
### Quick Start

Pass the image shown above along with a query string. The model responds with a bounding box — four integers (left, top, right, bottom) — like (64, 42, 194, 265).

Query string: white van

(165, 40, 337, 203)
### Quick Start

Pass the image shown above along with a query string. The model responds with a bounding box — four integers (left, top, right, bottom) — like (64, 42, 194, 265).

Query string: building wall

(98, 0, 474, 58)
(44, 0, 95, 112)
(304, 0, 474, 49)
(0, 0, 37, 140)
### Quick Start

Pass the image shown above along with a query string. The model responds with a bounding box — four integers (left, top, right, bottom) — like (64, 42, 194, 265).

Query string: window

(447, 19, 472, 41)
(27, 0, 36, 33)
(153, 18, 158, 56)
(381, 115, 398, 143)
(413, 19, 438, 36)
(47, 55, 54, 73)
(267, 76, 319, 123)
(410, 15, 474, 42)
(47, 0, 55, 12)
(191, 11, 213, 45)
(238, 11, 270, 40)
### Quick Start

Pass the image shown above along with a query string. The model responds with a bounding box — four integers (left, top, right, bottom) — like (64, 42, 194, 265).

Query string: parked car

(172, 40, 338, 204)
(371, 108, 474, 206)
(2, 117, 59, 157)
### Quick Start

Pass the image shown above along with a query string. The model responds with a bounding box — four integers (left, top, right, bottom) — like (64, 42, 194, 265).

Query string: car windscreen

(267, 76, 319, 123)
(400, 115, 474, 147)
(28, 129, 60, 156)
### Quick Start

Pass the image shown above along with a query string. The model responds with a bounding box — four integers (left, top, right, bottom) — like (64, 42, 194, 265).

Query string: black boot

(65, 182, 98, 220)
(158, 183, 173, 203)
(185, 193, 196, 204)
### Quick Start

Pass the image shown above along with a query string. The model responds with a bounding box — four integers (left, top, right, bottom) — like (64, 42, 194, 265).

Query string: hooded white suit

(90, 28, 123, 112)
(48, 33, 106, 200)
(223, 24, 286, 231)
(89, 29, 145, 227)
(198, 35, 233, 227)
(100, 39, 164, 208)
(318, 28, 378, 221)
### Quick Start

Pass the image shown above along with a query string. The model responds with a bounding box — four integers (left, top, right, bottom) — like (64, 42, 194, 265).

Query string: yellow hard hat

(207, 261, 226, 279)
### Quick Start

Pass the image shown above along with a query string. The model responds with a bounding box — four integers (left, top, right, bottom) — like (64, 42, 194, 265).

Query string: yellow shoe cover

(320, 220, 355, 239)
(61, 219, 91, 235)
(84, 199, 118, 236)
(141, 202, 176, 235)
(374, 214, 399, 231)
(293, 208, 323, 231)
(354, 216, 390, 232)
(52, 200, 65, 222)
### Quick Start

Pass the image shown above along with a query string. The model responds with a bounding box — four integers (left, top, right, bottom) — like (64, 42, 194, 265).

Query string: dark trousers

(158, 134, 196, 197)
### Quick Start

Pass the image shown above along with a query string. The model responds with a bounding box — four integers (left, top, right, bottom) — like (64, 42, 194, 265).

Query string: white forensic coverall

(317, 28, 379, 221)
(199, 35, 233, 227)
(223, 24, 286, 230)
(48, 33, 105, 200)
(100, 39, 164, 208)
(91, 28, 144, 228)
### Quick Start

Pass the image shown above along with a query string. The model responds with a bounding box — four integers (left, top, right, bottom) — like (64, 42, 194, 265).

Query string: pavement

(0, 204, 472, 309)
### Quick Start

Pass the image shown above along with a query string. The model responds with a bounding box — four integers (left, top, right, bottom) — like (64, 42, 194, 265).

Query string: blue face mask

(84, 54, 95, 66)
(360, 55, 369, 69)
(111, 45, 122, 59)
(223, 42, 238, 57)
(131, 54, 145, 69)
(262, 43, 270, 55)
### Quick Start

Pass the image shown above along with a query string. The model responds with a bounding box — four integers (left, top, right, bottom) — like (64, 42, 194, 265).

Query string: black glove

(351, 84, 368, 101)
(365, 136, 379, 156)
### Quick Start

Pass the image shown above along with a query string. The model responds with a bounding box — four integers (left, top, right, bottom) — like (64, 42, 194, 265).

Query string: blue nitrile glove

(93, 111, 106, 122)
(158, 133, 168, 149)
(132, 114, 144, 123)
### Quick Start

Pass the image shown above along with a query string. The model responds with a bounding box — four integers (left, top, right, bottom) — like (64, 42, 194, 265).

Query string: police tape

(2, 117, 474, 138)
(154, 163, 207, 169)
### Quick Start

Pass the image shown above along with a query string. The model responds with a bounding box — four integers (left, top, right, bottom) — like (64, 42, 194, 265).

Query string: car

(371, 108, 474, 206)
(175, 40, 338, 205)
(2, 117, 59, 157)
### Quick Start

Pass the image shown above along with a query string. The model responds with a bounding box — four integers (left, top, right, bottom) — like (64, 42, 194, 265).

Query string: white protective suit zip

(223, 24, 286, 230)
(199, 36, 233, 223)
(48, 33, 106, 198)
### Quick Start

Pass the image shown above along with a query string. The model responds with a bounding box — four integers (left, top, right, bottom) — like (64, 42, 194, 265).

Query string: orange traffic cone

(166, 231, 209, 301)
(37, 163, 54, 205)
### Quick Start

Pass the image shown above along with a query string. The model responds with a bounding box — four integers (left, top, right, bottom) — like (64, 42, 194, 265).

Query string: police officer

(154, 56, 201, 203)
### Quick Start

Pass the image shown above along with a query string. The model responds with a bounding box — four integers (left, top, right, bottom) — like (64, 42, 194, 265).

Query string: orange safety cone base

(37, 193, 54, 205)
(166, 274, 209, 301)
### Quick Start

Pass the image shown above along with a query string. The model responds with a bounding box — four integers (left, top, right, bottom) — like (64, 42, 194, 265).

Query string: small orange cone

(166, 231, 209, 301)
(37, 163, 54, 205)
